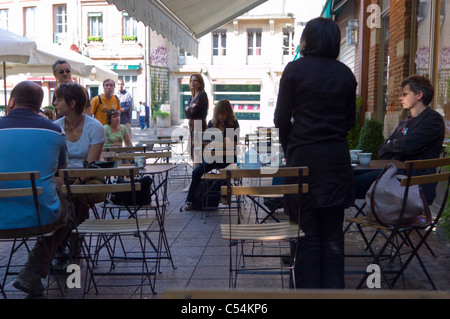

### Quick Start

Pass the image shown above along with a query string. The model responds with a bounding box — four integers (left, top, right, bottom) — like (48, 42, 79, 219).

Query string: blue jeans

(139, 116, 146, 129)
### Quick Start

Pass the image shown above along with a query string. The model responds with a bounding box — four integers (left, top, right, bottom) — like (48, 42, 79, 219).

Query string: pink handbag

(363, 163, 432, 227)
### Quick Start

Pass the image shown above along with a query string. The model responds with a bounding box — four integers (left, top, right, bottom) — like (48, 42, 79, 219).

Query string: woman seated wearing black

(355, 75, 445, 204)
(183, 100, 239, 211)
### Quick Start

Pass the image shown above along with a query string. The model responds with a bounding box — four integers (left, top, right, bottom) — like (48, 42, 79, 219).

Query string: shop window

(213, 84, 261, 120)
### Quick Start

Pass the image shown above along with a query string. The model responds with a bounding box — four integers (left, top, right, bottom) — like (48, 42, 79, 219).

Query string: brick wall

(366, 0, 380, 119)
(386, 0, 413, 113)
(383, 0, 415, 137)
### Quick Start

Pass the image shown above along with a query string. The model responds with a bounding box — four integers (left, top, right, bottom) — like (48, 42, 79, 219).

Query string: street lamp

(346, 19, 359, 46)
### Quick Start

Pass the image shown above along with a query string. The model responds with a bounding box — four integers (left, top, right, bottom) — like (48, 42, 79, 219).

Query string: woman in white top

(53, 83, 106, 268)
(54, 83, 106, 168)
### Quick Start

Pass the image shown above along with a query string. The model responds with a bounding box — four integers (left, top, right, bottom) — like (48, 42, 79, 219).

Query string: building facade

(168, 0, 326, 134)
(1, 0, 326, 136)
(0, 0, 149, 111)
(326, 0, 450, 139)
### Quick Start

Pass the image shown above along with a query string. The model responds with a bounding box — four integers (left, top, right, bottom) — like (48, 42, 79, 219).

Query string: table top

(202, 160, 404, 179)
(352, 159, 404, 170)
(122, 164, 177, 174)
(140, 139, 181, 145)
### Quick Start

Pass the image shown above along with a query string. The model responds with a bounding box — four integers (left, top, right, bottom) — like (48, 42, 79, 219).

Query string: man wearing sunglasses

(53, 59, 73, 85)
(52, 59, 91, 119)
(52, 60, 74, 119)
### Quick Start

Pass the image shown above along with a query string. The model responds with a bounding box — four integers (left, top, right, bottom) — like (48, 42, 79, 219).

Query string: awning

(321, 0, 349, 18)
(106, 0, 268, 57)
(105, 63, 141, 71)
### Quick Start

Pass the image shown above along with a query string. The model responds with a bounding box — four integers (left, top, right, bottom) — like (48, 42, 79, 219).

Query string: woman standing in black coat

(274, 17, 357, 289)
(185, 73, 209, 165)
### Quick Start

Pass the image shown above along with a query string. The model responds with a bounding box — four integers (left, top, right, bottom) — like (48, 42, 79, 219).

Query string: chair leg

(389, 229, 437, 290)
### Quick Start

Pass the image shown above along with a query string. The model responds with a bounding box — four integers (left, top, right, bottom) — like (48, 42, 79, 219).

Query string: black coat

(378, 107, 445, 203)
(185, 91, 208, 131)
(274, 56, 357, 208)
(378, 107, 445, 161)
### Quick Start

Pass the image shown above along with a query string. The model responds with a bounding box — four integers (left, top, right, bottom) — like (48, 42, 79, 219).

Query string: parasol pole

(3, 61, 7, 115)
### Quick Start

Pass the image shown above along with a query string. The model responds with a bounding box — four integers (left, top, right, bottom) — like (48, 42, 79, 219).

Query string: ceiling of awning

(106, 0, 268, 57)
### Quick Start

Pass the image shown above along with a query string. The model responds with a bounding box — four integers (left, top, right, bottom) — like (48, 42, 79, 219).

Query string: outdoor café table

(205, 163, 291, 223)
(352, 159, 404, 171)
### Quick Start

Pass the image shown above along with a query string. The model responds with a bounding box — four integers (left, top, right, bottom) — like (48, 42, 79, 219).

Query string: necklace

(65, 115, 84, 131)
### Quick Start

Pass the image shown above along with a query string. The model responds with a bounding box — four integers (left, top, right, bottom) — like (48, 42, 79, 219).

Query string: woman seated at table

(354, 75, 445, 204)
(103, 109, 133, 148)
(183, 100, 239, 211)
(53, 83, 106, 269)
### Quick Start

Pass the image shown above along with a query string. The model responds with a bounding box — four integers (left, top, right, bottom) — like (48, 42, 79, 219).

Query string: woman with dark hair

(185, 73, 209, 164)
(183, 100, 239, 211)
(355, 75, 445, 203)
(53, 83, 106, 270)
(104, 109, 133, 148)
(54, 83, 105, 169)
(274, 17, 357, 289)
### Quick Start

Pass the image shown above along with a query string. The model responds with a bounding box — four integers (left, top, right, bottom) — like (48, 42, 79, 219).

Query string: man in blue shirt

(0, 81, 68, 297)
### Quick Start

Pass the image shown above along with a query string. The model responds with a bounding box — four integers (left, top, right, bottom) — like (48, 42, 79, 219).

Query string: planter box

(156, 115, 171, 127)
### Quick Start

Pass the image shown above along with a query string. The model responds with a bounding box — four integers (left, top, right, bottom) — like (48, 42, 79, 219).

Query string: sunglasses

(58, 69, 71, 74)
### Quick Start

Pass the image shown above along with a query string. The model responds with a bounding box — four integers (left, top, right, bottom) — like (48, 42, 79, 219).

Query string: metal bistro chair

(347, 157, 450, 289)
(220, 166, 308, 289)
(60, 167, 159, 297)
(0, 171, 64, 298)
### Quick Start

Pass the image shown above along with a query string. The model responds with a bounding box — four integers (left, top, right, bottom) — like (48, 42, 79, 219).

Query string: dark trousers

(289, 196, 345, 289)
(186, 161, 228, 204)
(353, 169, 382, 199)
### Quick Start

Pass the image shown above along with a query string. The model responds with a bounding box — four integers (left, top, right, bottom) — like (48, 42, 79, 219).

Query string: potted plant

(122, 35, 137, 42)
(356, 118, 385, 160)
(347, 95, 362, 150)
(153, 110, 171, 127)
(88, 36, 103, 43)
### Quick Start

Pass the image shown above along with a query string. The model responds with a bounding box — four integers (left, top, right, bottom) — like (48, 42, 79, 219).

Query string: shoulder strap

(92, 95, 103, 117)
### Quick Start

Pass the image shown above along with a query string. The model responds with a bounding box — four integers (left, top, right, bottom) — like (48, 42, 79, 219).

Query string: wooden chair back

(59, 167, 141, 196)
(401, 157, 450, 187)
(0, 171, 42, 198)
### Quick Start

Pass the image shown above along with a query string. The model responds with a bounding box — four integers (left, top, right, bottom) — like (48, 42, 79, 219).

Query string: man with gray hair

(52, 59, 91, 117)
(0, 81, 69, 297)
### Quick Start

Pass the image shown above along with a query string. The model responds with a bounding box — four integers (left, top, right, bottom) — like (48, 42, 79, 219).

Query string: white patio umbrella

(4, 43, 118, 82)
(0, 28, 36, 64)
(5, 43, 93, 78)
(0, 28, 37, 110)
(67, 51, 118, 82)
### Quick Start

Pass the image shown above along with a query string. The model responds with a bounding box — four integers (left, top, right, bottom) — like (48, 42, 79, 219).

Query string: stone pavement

(1, 125, 450, 299)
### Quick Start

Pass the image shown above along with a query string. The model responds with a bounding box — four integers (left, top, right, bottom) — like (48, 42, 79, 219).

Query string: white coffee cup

(134, 156, 146, 168)
(357, 153, 372, 167)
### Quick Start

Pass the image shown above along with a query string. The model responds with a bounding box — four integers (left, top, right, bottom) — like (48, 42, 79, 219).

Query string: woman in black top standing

(185, 73, 209, 166)
(274, 17, 357, 289)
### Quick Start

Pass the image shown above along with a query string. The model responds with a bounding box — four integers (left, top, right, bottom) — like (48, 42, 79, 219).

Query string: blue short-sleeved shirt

(0, 108, 68, 230)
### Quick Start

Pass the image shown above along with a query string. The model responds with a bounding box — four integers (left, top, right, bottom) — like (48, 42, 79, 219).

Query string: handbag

(83, 160, 116, 169)
(111, 175, 152, 206)
(363, 163, 432, 227)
